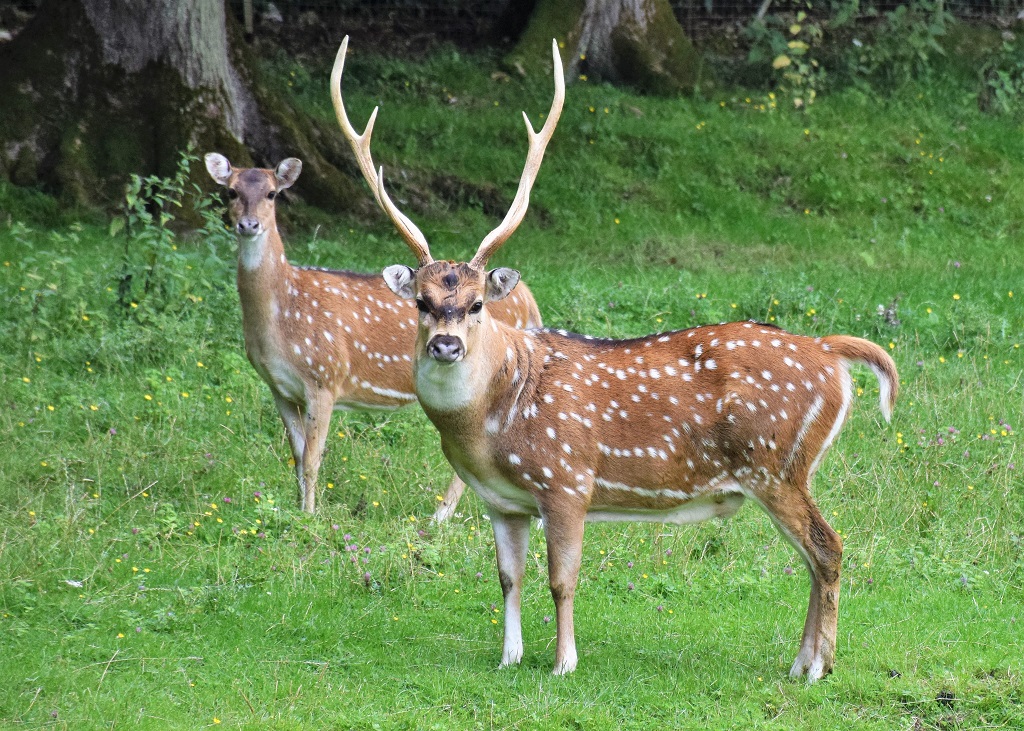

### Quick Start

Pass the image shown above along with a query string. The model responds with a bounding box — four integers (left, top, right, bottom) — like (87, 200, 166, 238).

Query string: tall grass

(0, 45, 1021, 729)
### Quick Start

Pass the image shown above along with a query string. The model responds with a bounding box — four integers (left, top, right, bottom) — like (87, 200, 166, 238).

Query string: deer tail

(824, 336, 899, 422)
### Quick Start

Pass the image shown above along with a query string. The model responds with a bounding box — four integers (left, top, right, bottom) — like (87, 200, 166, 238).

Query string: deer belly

(462, 472, 540, 516)
(586, 486, 745, 524)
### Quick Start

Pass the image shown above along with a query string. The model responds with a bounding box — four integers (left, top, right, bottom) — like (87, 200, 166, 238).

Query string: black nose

(428, 335, 464, 363)
(236, 216, 261, 236)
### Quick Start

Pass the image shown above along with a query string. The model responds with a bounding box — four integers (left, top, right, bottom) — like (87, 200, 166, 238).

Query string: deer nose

(427, 335, 464, 363)
(236, 216, 261, 236)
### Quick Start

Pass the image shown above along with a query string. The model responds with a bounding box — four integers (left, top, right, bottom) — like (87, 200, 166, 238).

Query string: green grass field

(1, 44, 1022, 729)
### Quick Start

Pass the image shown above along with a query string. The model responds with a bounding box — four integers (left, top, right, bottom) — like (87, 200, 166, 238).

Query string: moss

(503, 0, 584, 77)
(610, 0, 702, 95)
(504, 0, 703, 95)
(229, 17, 364, 215)
(10, 145, 39, 188)
(0, 180, 63, 226)
(54, 125, 99, 206)
(245, 72, 363, 213)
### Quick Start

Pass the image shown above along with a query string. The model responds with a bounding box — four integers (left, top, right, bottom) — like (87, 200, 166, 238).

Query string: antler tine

(331, 36, 433, 265)
(470, 38, 565, 269)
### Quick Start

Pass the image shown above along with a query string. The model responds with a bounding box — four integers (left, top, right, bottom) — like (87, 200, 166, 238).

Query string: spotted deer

(335, 36, 900, 681)
(204, 153, 542, 516)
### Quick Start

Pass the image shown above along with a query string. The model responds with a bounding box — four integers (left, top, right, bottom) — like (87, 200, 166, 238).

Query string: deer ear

(383, 264, 417, 299)
(275, 158, 302, 190)
(485, 268, 520, 302)
(205, 153, 233, 185)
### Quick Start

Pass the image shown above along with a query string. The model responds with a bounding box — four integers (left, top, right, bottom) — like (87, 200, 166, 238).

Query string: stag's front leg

(541, 505, 585, 675)
(490, 511, 530, 667)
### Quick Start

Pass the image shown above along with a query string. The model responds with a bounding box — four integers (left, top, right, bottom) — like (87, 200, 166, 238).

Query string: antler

(470, 39, 565, 269)
(331, 36, 433, 266)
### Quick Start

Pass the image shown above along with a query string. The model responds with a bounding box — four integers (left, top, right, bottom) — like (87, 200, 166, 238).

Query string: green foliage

(1, 148, 237, 374)
(117, 145, 235, 323)
(0, 180, 65, 227)
(738, 1, 1024, 114)
(981, 37, 1024, 116)
(746, 2, 827, 108)
(836, 0, 954, 89)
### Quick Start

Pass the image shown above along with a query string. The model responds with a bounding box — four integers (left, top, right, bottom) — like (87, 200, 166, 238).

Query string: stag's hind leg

(754, 485, 843, 683)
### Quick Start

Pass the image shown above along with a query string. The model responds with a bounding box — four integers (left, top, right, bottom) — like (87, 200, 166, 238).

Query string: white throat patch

(416, 357, 479, 412)
(239, 231, 269, 272)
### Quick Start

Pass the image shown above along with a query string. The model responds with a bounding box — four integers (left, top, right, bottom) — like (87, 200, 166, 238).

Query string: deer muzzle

(236, 215, 262, 237)
(427, 334, 464, 363)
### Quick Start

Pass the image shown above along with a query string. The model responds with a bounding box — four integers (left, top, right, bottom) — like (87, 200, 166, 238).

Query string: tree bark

(81, 0, 250, 137)
(0, 0, 362, 214)
(505, 0, 703, 95)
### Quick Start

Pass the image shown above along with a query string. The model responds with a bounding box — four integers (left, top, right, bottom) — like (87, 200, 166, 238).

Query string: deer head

(205, 153, 301, 270)
(331, 36, 563, 366)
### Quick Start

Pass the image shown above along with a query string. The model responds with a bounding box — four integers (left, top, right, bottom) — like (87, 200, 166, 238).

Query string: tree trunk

(0, 0, 363, 214)
(505, 0, 703, 95)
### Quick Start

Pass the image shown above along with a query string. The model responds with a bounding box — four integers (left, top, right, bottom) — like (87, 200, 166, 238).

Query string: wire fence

(227, 0, 1024, 25)
(1, 1, 1019, 49)
(218, 0, 1024, 54)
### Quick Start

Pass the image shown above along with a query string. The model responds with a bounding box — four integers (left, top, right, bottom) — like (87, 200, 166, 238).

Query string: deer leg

(541, 506, 585, 675)
(298, 392, 334, 514)
(490, 511, 530, 667)
(431, 474, 466, 523)
(272, 393, 307, 493)
(757, 487, 842, 683)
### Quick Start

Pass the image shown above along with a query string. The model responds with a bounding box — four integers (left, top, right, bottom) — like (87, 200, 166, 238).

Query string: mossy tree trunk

(506, 0, 703, 95)
(0, 0, 362, 214)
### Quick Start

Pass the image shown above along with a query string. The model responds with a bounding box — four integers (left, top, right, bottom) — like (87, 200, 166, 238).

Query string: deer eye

(416, 299, 429, 314)
(469, 301, 483, 315)
(267, 190, 277, 200)
(227, 189, 239, 200)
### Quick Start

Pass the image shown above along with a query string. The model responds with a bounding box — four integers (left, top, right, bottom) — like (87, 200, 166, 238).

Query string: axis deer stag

(204, 153, 541, 516)
(340, 36, 900, 681)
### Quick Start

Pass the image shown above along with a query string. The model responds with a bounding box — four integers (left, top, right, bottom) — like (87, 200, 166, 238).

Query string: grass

(1, 43, 1023, 729)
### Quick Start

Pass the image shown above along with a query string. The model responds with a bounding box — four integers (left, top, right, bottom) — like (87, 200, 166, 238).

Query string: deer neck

(415, 317, 528, 413)
(235, 224, 290, 337)
(416, 321, 538, 447)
